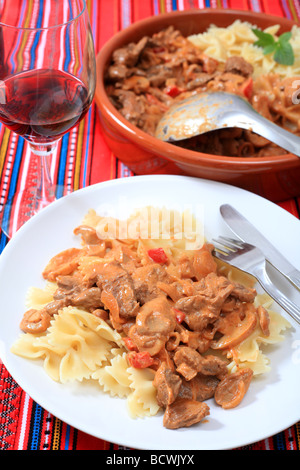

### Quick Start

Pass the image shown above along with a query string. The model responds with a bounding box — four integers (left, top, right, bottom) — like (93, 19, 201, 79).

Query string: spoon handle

(227, 112, 300, 158)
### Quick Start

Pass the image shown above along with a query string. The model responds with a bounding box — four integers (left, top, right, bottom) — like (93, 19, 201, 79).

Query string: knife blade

(220, 204, 300, 290)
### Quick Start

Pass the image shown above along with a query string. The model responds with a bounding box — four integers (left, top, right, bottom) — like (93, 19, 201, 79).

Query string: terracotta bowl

(95, 9, 300, 202)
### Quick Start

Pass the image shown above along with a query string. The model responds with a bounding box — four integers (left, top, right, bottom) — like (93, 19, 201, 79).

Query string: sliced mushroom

(20, 308, 51, 334)
(193, 243, 217, 280)
(257, 305, 270, 337)
(122, 75, 150, 94)
(214, 367, 253, 409)
(73, 225, 102, 245)
(211, 305, 257, 350)
(42, 248, 82, 282)
(101, 290, 125, 331)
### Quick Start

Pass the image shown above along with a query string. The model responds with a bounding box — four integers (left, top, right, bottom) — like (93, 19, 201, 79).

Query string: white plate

(0, 175, 299, 450)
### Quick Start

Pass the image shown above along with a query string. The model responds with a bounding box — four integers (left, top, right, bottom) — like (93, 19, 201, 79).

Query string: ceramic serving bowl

(95, 9, 300, 201)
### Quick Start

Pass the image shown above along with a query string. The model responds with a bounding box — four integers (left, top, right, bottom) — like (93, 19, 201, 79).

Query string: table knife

(220, 204, 300, 290)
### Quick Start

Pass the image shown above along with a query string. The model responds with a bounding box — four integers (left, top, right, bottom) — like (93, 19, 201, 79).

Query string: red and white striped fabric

(0, 0, 299, 451)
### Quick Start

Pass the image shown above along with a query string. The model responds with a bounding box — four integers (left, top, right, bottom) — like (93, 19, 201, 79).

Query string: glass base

(0, 185, 62, 238)
(0, 139, 64, 239)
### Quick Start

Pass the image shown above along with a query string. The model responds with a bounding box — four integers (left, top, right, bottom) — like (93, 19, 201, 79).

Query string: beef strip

(231, 283, 257, 303)
(174, 346, 228, 381)
(178, 374, 220, 402)
(186, 73, 216, 90)
(112, 89, 146, 127)
(96, 261, 139, 319)
(197, 354, 228, 380)
(173, 346, 202, 381)
(53, 275, 82, 299)
(153, 362, 182, 407)
(71, 287, 103, 312)
(175, 273, 234, 331)
(112, 36, 149, 68)
(43, 298, 70, 316)
(146, 64, 174, 87)
(131, 263, 170, 304)
(163, 398, 210, 429)
(224, 56, 254, 78)
(192, 374, 220, 401)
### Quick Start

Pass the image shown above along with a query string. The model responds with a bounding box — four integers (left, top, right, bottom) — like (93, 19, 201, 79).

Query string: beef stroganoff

(105, 21, 300, 158)
(11, 208, 291, 429)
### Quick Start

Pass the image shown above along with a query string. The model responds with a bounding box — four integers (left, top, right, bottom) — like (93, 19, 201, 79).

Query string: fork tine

(212, 248, 228, 260)
(212, 236, 242, 253)
(215, 236, 243, 249)
(213, 245, 232, 257)
(212, 240, 231, 255)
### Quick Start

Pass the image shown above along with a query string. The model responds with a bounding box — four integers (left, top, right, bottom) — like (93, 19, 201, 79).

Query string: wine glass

(0, 0, 96, 238)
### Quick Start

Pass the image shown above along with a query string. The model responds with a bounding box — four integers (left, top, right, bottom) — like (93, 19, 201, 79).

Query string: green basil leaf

(252, 27, 295, 66)
(262, 43, 277, 55)
(278, 31, 292, 44)
(274, 42, 295, 65)
(252, 28, 276, 48)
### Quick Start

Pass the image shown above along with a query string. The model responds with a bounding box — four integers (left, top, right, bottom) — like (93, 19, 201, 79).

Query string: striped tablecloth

(0, 0, 300, 451)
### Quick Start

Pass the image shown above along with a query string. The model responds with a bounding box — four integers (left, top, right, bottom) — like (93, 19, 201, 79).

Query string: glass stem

(29, 141, 58, 212)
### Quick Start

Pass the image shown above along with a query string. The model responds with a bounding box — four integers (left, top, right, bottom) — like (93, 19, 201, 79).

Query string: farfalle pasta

(12, 293, 161, 418)
(12, 306, 123, 383)
(92, 350, 132, 398)
(188, 20, 300, 79)
(25, 282, 58, 310)
(127, 366, 159, 419)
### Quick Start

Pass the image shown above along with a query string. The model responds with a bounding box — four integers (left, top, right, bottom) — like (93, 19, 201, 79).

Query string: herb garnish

(252, 28, 295, 66)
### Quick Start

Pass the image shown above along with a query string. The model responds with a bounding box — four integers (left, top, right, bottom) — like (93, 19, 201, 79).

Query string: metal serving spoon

(155, 91, 300, 157)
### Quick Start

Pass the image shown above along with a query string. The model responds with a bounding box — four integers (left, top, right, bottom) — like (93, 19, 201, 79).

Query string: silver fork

(213, 236, 300, 325)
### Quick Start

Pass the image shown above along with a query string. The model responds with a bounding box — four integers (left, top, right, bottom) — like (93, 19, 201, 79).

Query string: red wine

(0, 68, 92, 143)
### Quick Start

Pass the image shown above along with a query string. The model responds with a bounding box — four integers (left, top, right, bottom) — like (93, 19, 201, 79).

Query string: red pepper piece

(127, 351, 155, 369)
(123, 337, 138, 352)
(173, 308, 186, 324)
(240, 77, 253, 100)
(164, 85, 183, 98)
(147, 247, 168, 264)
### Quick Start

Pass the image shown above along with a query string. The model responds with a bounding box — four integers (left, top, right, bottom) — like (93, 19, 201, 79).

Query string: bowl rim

(95, 8, 300, 170)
